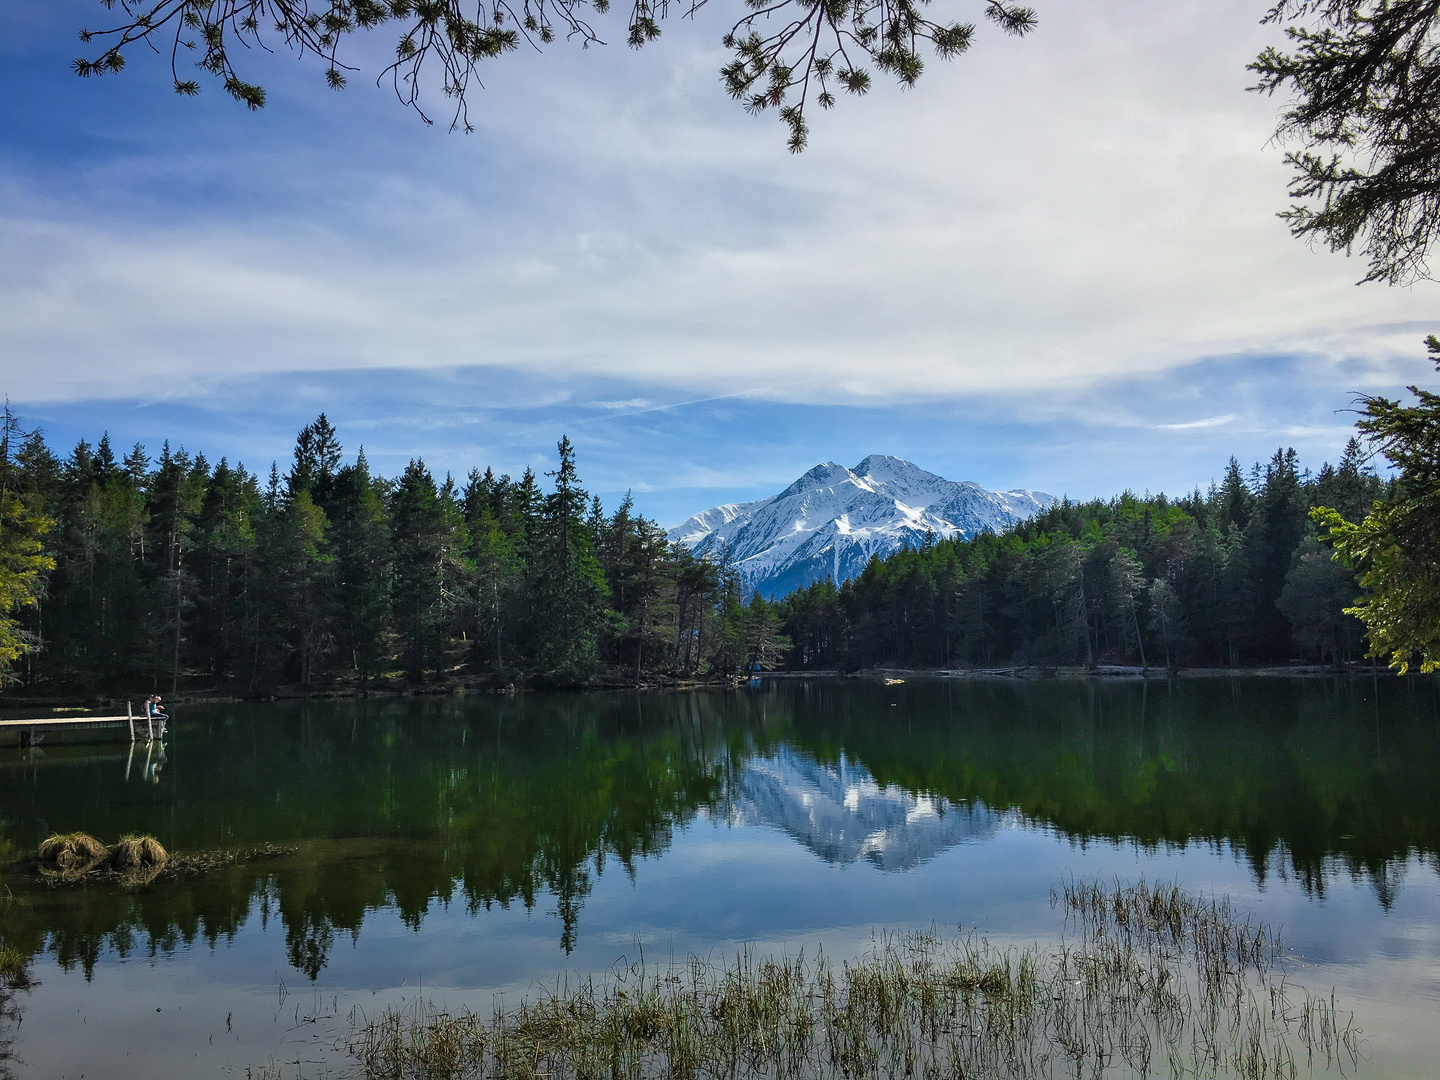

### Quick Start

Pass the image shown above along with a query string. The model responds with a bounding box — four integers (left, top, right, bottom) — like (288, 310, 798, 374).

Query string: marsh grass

(36, 833, 109, 879)
(110, 834, 168, 869)
(348, 880, 1360, 1080)
(0, 947, 25, 990)
(23, 837, 290, 888)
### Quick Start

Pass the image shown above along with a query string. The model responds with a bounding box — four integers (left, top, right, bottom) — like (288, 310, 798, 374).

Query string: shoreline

(0, 663, 1424, 712)
(770, 663, 1416, 681)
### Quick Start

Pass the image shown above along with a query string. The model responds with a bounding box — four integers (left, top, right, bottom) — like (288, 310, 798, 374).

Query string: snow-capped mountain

(730, 747, 1004, 871)
(668, 455, 1055, 598)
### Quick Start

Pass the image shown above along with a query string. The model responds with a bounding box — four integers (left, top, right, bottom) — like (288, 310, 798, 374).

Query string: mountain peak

(854, 453, 927, 477)
(670, 457, 1055, 598)
(777, 461, 858, 499)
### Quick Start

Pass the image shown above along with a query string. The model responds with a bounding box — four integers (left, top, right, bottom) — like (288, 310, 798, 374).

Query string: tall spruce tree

(390, 460, 452, 681)
(328, 450, 393, 684)
(0, 407, 55, 685)
(146, 442, 206, 691)
(530, 437, 608, 685)
(190, 458, 261, 680)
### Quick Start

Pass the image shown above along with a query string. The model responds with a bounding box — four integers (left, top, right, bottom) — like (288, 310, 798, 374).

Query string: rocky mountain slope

(669, 455, 1055, 598)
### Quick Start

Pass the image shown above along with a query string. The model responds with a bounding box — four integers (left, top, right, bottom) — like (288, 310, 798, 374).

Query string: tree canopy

(72, 0, 1036, 150)
(1315, 335, 1440, 672)
(65, 2, 1440, 270)
(1252, 0, 1440, 284)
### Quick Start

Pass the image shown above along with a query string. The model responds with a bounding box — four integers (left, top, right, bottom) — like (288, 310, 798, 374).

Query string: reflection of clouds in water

(0, 978, 27, 1080)
(732, 747, 1007, 871)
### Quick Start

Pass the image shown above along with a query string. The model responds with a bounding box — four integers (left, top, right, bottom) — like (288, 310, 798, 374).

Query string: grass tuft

(0, 946, 27, 989)
(110, 834, 169, 870)
(36, 833, 111, 879)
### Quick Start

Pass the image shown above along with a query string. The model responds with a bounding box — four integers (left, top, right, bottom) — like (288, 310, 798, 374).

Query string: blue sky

(3, 2, 1436, 525)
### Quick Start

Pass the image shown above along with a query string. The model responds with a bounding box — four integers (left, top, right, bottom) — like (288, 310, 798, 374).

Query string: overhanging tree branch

(73, 0, 1035, 141)
(1251, 1, 1440, 285)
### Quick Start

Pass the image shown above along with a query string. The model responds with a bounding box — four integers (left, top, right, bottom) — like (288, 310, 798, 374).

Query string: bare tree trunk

(1131, 606, 1147, 671)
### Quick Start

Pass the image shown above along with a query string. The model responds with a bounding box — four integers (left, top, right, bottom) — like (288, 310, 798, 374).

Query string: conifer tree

(390, 459, 450, 681)
(0, 407, 54, 685)
(530, 437, 608, 684)
(1245, 449, 1309, 659)
(191, 457, 261, 679)
(328, 450, 393, 684)
(147, 442, 206, 691)
(69, 0, 1037, 151)
(1315, 336, 1440, 672)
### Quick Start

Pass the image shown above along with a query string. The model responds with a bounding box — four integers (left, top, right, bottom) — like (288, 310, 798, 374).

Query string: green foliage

(1313, 505, 1439, 673)
(1312, 337, 1440, 673)
(2, 416, 767, 692)
(529, 436, 608, 685)
(0, 407, 55, 685)
(776, 448, 1388, 672)
(74, 0, 1032, 145)
(1251, 1, 1440, 284)
(1277, 535, 1363, 665)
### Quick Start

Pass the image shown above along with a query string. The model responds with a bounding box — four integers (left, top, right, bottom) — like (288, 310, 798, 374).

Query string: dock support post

(128, 701, 136, 742)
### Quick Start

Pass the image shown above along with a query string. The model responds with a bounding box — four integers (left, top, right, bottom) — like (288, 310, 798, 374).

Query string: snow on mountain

(668, 455, 1055, 598)
(730, 747, 1004, 871)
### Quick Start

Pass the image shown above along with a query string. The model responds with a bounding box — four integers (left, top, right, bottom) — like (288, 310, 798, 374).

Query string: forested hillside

(0, 415, 785, 694)
(0, 408, 1395, 692)
(777, 447, 1387, 672)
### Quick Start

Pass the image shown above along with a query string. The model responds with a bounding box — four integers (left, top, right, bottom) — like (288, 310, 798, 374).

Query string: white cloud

(2, 0, 1436, 407)
(1157, 415, 1236, 431)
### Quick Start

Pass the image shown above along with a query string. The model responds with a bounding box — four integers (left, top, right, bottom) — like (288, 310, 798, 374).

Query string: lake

(1, 677, 1438, 1078)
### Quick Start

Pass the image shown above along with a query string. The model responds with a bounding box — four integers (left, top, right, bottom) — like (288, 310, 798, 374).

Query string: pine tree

(390, 459, 450, 681)
(0, 407, 55, 685)
(1246, 449, 1309, 659)
(1316, 336, 1440, 671)
(190, 458, 261, 680)
(529, 437, 608, 685)
(146, 442, 207, 691)
(329, 450, 392, 684)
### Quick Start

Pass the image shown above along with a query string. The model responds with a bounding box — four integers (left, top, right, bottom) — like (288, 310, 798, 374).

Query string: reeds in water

(0, 947, 25, 989)
(347, 878, 1360, 1080)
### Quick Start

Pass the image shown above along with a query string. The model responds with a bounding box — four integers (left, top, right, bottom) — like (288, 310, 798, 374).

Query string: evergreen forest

(0, 416, 786, 695)
(778, 446, 1385, 673)
(0, 407, 1398, 694)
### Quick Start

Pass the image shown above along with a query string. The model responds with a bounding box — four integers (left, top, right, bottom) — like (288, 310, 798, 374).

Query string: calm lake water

(1, 678, 1438, 1078)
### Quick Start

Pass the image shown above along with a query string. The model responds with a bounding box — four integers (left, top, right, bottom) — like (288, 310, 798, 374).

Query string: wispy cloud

(4, 2, 1435, 409)
(1156, 415, 1236, 431)
(2, 2, 1435, 523)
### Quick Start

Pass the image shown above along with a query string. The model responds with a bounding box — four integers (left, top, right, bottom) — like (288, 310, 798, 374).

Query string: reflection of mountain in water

(3, 681, 1437, 984)
(734, 747, 1004, 871)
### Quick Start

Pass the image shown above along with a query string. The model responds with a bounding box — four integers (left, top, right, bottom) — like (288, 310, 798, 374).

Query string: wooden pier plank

(0, 716, 133, 729)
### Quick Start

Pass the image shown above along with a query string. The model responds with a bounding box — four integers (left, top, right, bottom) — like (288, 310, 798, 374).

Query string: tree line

(776, 444, 1388, 672)
(3, 334, 1437, 691)
(0, 414, 784, 693)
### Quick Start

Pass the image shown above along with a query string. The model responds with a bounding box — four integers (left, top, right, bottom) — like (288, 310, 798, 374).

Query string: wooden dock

(0, 705, 167, 747)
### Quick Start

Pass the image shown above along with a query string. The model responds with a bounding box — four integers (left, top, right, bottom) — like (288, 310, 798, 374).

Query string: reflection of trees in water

(772, 678, 1440, 905)
(0, 968, 31, 1080)
(0, 680, 1435, 980)
(286, 918, 335, 982)
(0, 693, 756, 980)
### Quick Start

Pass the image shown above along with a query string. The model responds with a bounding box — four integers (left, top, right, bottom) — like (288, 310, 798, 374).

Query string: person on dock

(145, 695, 167, 720)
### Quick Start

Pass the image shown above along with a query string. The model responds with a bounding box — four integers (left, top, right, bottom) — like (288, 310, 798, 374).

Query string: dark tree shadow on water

(0, 965, 34, 1080)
